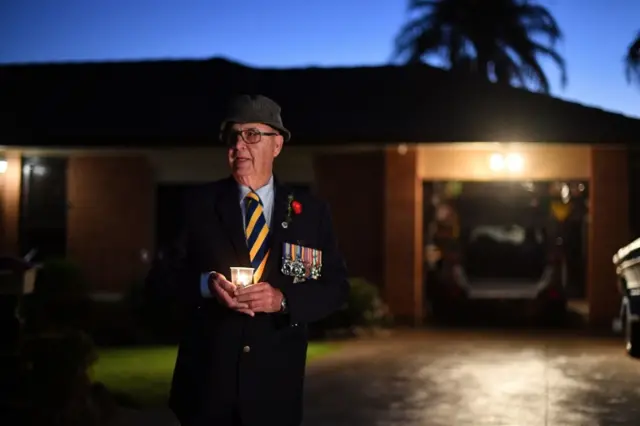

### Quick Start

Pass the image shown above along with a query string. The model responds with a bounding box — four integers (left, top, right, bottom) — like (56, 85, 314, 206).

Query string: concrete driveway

(302, 328, 640, 426)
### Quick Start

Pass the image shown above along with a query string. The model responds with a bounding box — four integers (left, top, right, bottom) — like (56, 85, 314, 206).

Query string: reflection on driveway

(303, 329, 640, 426)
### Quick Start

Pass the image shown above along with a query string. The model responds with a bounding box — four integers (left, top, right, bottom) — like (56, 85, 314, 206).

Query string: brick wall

(314, 147, 425, 325)
(588, 146, 630, 327)
(66, 155, 154, 295)
(0, 152, 22, 256)
(314, 151, 385, 287)
(384, 146, 423, 325)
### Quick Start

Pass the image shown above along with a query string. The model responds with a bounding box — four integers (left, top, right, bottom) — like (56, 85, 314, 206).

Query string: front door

(19, 156, 68, 261)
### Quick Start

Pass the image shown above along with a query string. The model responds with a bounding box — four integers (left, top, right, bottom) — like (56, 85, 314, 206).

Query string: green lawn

(92, 343, 337, 407)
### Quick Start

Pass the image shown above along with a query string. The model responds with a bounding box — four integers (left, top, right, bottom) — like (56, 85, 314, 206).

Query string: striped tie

(244, 191, 270, 282)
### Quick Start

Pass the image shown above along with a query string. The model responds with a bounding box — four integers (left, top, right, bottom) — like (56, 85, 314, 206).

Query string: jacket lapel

(263, 178, 289, 282)
(215, 176, 251, 267)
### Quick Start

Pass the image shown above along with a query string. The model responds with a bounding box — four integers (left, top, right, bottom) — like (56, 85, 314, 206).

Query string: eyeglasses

(226, 128, 280, 145)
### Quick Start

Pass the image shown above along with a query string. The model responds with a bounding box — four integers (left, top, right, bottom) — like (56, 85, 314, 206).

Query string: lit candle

(230, 267, 255, 288)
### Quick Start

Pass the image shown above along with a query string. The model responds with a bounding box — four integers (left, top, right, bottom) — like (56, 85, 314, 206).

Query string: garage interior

(380, 143, 629, 328)
(422, 179, 589, 321)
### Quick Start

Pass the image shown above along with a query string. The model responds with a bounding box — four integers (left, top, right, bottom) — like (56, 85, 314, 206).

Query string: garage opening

(423, 180, 589, 320)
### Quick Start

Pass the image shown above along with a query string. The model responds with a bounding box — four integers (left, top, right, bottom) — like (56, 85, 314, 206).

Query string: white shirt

(238, 175, 275, 229)
(200, 176, 275, 297)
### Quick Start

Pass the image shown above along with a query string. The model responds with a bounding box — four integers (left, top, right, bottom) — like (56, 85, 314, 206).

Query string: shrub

(125, 278, 186, 344)
(310, 277, 393, 337)
(24, 258, 91, 333)
(345, 277, 393, 327)
(32, 258, 89, 303)
(20, 330, 102, 426)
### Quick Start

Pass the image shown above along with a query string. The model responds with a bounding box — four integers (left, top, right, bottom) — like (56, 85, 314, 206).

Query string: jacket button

(243, 345, 251, 353)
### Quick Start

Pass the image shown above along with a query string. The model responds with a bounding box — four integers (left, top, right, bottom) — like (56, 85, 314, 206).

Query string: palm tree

(393, 0, 567, 94)
(625, 31, 640, 86)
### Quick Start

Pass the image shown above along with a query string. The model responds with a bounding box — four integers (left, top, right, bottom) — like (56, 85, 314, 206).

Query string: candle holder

(230, 267, 254, 288)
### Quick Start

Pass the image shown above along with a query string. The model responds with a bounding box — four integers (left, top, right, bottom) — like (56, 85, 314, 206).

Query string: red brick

(66, 156, 154, 294)
(0, 152, 22, 256)
(314, 148, 424, 325)
(314, 151, 385, 287)
(384, 146, 423, 325)
(588, 147, 630, 327)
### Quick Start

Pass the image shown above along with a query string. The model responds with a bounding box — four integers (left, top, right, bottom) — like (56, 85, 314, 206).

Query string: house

(1, 57, 639, 327)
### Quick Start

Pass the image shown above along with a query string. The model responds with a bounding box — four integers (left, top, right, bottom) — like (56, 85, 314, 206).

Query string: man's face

(227, 122, 283, 181)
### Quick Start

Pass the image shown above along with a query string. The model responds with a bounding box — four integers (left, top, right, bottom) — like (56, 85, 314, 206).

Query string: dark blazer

(145, 175, 349, 426)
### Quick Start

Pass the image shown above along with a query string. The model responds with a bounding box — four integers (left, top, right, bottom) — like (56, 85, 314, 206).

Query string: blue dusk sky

(1, 0, 639, 118)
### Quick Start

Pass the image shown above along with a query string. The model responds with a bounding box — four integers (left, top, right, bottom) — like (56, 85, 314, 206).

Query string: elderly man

(145, 94, 349, 426)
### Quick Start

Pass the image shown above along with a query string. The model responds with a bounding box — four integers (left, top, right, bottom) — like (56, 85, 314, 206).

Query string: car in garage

(425, 183, 570, 324)
(612, 237, 640, 357)
(426, 223, 568, 323)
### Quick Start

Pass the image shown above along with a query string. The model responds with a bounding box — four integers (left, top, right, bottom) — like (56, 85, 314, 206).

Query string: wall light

(489, 152, 524, 173)
(505, 153, 524, 172)
(489, 153, 505, 171)
(0, 157, 7, 174)
(22, 163, 47, 177)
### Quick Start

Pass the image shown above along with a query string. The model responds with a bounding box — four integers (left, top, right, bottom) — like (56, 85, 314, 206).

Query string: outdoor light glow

(22, 163, 47, 176)
(33, 165, 46, 176)
(561, 184, 571, 204)
(489, 152, 523, 173)
(0, 160, 7, 174)
(489, 153, 505, 171)
(505, 153, 524, 172)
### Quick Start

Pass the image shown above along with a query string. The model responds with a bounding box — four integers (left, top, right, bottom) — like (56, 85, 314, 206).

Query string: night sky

(2, 0, 638, 118)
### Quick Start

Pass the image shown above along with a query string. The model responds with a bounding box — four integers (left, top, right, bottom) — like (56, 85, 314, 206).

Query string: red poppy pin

(291, 200, 302, 215)
(282, 194, 302, 229)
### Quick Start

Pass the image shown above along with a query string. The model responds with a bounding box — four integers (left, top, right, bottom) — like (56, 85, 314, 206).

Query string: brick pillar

(67, 155, 154, 296)
(314, 151, 385, 287)
(588, 146, 630, 327)
(384, 146, 423, 326)
(0, 151, 22, 256)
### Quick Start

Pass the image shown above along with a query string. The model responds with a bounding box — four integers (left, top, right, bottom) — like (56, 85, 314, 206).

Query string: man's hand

(210, 272, 255, 316)
(234, 282, 284, 313)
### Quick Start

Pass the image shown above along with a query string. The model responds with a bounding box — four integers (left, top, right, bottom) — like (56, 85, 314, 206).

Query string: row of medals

(281, 256, 322, 280)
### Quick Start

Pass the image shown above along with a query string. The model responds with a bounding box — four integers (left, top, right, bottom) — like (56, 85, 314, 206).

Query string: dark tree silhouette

(625, 31, 640, 86)
(393, 0, 567, 93)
